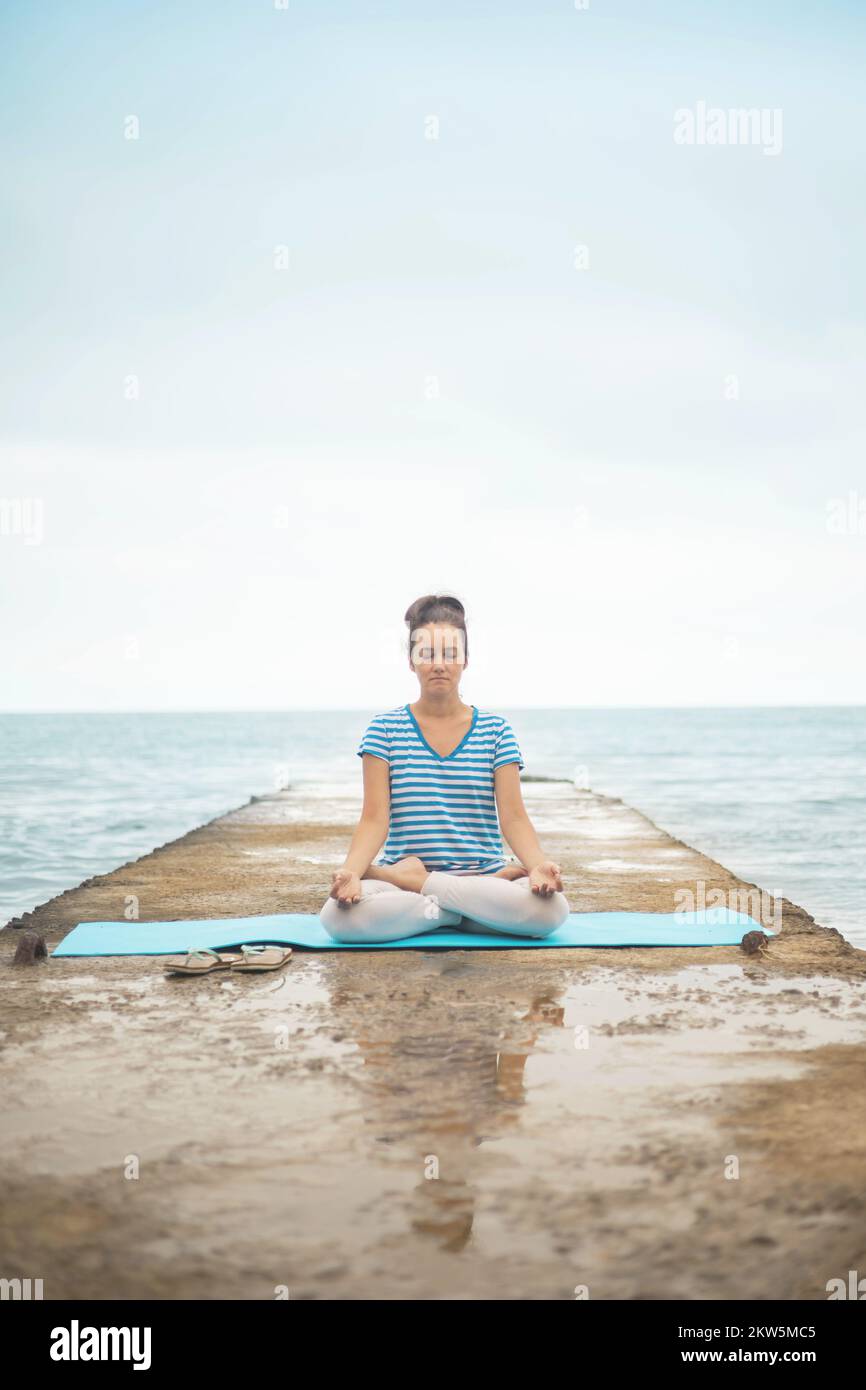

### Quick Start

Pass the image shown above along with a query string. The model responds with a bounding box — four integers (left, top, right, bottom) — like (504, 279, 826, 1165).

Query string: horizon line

(2, 704, 865, 716)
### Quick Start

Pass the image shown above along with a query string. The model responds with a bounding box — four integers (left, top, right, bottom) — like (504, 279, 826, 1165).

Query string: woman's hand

(330, 868, 362, 907)
(528, 861, 563, 897)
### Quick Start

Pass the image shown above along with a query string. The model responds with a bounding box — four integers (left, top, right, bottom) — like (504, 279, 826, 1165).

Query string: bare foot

(363, 856, 429, 893)
(494, 863, 528, 881)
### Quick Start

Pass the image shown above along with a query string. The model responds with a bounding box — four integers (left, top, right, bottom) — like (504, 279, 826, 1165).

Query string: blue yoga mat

(52, 908, 771, 956)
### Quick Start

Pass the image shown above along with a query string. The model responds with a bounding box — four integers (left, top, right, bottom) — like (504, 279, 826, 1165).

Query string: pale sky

(2, 0, 864, 709)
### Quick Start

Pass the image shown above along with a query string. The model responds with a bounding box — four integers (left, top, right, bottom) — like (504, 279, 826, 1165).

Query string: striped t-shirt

(357, 704, 524, 875)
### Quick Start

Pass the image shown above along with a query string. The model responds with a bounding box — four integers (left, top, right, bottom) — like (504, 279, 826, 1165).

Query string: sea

(1, 708, 863, 947)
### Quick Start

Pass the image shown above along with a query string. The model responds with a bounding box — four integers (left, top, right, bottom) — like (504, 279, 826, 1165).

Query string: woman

(320, 594, 570, 943)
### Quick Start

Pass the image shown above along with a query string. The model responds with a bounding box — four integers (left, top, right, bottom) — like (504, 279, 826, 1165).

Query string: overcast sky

(2, 0, 864, 710)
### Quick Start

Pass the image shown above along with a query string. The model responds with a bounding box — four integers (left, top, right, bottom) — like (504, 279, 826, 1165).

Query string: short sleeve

(357, 715, 391, 764)
(493, 718, 524, 771)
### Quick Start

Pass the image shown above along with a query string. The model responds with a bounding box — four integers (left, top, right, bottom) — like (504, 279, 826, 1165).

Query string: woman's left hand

(529, 861, 563, 896)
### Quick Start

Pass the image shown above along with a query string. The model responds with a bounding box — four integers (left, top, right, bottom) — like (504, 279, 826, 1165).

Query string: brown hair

(404, 593, 468, 664)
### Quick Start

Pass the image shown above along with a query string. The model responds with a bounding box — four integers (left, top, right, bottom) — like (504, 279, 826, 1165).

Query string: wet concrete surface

(1, 785, 864, 1299)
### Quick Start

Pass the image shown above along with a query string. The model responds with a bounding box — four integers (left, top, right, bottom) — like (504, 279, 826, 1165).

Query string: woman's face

(410, 622, 466, 697)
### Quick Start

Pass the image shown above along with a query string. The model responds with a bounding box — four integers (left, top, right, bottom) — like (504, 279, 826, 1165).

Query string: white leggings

(320, 870, 570, 944)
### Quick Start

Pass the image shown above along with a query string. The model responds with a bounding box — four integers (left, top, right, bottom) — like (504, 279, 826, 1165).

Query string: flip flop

(230, 944, 293, 974)
(163, 948, 237, 976)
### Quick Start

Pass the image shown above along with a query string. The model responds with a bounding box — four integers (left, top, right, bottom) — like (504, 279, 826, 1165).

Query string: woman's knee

(522, 890, 570, 937)
(319, 897, 360, 942)
(319, 887, 432, 944)
(319, 893, 387, 942)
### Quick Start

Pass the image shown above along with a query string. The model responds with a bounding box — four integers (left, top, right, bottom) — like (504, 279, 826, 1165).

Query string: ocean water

(1, 708, 864, 947)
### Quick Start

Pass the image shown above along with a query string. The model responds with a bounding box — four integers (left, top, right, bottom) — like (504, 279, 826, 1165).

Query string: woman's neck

(411, 692, 468, 719)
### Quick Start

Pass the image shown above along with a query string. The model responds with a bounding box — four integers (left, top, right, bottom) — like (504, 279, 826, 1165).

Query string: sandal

(163, 948, 237, 976)
(231, 944, 293, 974)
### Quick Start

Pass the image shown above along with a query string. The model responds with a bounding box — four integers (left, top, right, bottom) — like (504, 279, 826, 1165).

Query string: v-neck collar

(405, 702, 478, 762)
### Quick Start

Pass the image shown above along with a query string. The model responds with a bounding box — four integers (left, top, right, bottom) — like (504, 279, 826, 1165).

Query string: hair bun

(404, 593, 464, 625)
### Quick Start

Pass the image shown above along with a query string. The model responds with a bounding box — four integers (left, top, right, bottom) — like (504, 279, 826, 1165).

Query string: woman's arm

(494, 762, 563, 895)
(330, 755, 390, 905)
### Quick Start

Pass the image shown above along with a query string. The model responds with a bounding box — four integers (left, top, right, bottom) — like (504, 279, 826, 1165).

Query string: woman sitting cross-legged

(319, 593, 570, 944)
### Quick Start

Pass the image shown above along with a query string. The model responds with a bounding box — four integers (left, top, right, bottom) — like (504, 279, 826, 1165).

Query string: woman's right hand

(330, 868, 362, 907)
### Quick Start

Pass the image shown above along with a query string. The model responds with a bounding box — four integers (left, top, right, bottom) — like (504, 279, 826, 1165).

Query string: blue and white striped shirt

(357, 704, 524, 875)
